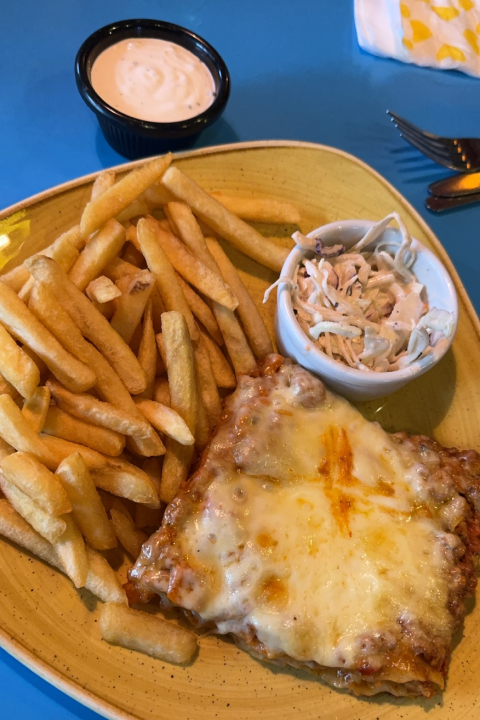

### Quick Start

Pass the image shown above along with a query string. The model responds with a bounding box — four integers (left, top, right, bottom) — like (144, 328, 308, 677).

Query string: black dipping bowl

(75, 19, 231, 159)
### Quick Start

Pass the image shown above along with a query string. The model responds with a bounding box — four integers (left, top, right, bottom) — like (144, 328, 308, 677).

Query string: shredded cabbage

(265, 213, 454, 372)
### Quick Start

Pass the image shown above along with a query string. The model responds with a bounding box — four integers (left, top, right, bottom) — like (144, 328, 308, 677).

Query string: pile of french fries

(0, 152, 299, 664)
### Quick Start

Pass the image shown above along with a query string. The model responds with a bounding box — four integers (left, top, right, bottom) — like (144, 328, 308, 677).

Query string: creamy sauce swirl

(91, 38, 216, 123)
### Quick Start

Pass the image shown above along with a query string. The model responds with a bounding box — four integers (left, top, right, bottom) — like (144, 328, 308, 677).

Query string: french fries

(47, 379, 152, 440)
(86, 275, 122, 304)
(21, 386, 51, 433)
(69, 218, 126, 291)
(199, 328, 236, 388)
(176, 274, 223, 346)
(80, 153, 172, 238)
(0, 394, 57, 469)
(0, 475, 67, 543)
(100, 603, 197, 663)
(28, 283, 163, 457)
(0, 152, 291, 668)
(135, 400, 195, 446)
(0, 321, 40, 399)
(0, 452, 71, 515)
(153, 224, 238, 312)
(43, 406, 126, 457)
(206, 237, 273, 358)
(209, 192, 301, 224)
(111, 269, 155, 344)
(56, 453, 116, 551)
(136, 301, 158, 400)
(159, 312, 196, 503)
(54, 514, 88, 588)
(161, 166, 289, 272)
(136, 217, 199, 342)
(26, 256, 147, 395)
(110, 499, 147, 558)
(0, 281, 96, 393)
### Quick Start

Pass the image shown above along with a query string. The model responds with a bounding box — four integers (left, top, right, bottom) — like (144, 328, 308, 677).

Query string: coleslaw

(264, 213, 454, 372)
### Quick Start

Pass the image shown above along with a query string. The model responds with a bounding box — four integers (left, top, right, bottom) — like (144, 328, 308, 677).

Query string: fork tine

(399, 133, 470, 171)
(387, 111, 444, 143)
(391, 116, 459, 156)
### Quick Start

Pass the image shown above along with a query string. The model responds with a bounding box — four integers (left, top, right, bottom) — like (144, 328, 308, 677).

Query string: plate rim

(1, 139, 479, 720)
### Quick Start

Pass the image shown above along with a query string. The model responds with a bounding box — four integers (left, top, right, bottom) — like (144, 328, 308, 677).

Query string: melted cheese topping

(176, 378, 453, 669)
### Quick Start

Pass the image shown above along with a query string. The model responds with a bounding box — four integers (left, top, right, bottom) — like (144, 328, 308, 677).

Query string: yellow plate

(1, 141, 479, 720)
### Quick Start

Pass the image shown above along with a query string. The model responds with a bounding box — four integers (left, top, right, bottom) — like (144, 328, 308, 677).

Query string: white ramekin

(275, 219, 458, 401)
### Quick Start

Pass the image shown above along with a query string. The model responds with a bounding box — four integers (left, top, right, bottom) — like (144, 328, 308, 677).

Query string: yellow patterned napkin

(355, 0, 480, 77)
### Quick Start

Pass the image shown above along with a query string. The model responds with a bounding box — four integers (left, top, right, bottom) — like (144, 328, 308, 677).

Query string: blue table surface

(1, 1, 480, 718)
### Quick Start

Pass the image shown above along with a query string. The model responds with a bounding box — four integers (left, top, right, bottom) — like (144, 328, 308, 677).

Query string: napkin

(354, 0, 480, 77)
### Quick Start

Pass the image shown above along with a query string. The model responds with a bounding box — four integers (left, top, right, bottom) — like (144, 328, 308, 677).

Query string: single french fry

(69, 218, 126, 291)
(153, 376, 171, 406)
(206, 237, 273, 358)
(26, 256, 146, 395)
(39, 434, 109, 470)
(135, 503, 162, 530)
(86, 275, 122, 304)
(176, 274, 223, 346)
(1, 452, 71, 516)
(54, 514, 88, 588)
(56, 452, 116, 551)
(21, 386, 51, 433)
(100, 602, 197, 663)
(91, 170, 115, 200)
(103, 256, 139, 282)
(0, 322, 40, 399)
(200, 328, 236, 388)
(144, 183, 174, 207)
(0, 280, 96, 393)
(122, 241, 145, 268)
(0, 437, 14, 460)
(111, 270, 155, 344)
(161, 166, 288, 271)
(85, 546, 127, 604)
(0, 501, 126, 603)
(136, 217, 198, 342)
(0, 498, 61, 566)
(150, 288, 165, 332)
(29, 283, 162, 457)
(141, 456, 162, 498)
(110, 500, 147, 558)
(0, 372, 21, 401)
(91, 463, 160, 507)
(0, 475, 66, 543)
(159, 312, 196, 503)
(154, 224, 238, 311)
(0, 395, 57, 469)
(193, 339, 222, 429)
(80, 154, 172, 238)
(0, 264, 30, 292)
(155, 333, 167, 368)
(136, 301, 158, 400)
(135, 400, 195, 446)
(43, 406, 125, 457)
(209, 192, 301, 224)
(116, 199, 149, 224)
(21, 345, 48, 381)
(47, 379, 152, 439)
(100, 603, 197, 663)
(194, 388, 211, 452)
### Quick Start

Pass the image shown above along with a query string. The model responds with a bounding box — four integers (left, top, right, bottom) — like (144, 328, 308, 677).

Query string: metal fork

(387, 110, 480, 172)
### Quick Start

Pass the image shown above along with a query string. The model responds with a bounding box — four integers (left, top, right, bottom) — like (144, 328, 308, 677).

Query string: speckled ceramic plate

(1, 141, 479, 720)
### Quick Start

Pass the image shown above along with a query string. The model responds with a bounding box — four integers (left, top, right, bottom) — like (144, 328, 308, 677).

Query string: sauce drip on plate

(91, 38, 216, 123)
